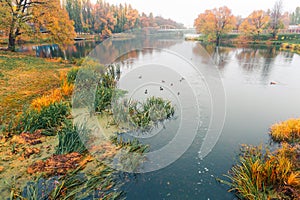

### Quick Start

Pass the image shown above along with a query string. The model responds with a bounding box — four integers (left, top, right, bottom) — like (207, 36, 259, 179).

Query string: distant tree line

(63, 0, 185, 36)
(194, 0, 300, 44)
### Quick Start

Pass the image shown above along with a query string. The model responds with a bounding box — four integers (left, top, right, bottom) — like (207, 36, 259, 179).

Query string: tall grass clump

(113, 97, 175, 131)
(15, 102, 69, 134)
(225, 144, 300, 200)
(270, 118, 300, 143)
(55, 120, 87, 155)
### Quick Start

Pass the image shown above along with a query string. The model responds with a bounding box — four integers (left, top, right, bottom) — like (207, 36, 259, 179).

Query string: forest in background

(63, 0, 185, 35)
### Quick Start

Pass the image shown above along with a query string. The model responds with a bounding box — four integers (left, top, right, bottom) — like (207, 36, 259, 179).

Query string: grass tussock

(15, 102, 69, 134)
(113, 96, 175, 131)
(270, 118, 300, 143)
(225, 144, 300, 200)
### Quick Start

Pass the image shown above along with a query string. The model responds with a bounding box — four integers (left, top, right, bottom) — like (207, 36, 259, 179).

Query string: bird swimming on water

(145, 89, 148, 94)
(160, 86, 163, 91)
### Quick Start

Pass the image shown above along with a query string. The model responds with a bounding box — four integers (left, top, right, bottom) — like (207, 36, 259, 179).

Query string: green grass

(113, 96, 175, 132)
(15, 102, 70, 134)
(0, 51, 72, 127)
(56, 120, 88, 155)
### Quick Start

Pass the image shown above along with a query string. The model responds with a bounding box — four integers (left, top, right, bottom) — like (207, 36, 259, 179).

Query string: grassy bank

(0, 52, 73, 129)
(195, 33, 300, 47)
(0, 52, 174, 199)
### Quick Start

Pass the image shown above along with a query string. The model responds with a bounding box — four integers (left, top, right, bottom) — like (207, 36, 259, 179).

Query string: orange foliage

(270, 118, 300, 143)
(31, 70, 74, 111)
(31, 89, 63, 111)
(194, 6, 236, 42)
(239, 10, 270, 36)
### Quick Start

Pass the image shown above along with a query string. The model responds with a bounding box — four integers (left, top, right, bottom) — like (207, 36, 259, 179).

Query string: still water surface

(113, 41, 300, 199)
(27, 40, 300, 199)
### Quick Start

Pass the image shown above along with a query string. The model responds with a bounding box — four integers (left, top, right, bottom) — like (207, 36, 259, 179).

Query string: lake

(30, 38, 300, 199)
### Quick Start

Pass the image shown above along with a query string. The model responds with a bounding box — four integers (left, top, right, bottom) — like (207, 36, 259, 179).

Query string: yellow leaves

(239, 10, 270, 35)
(287, 172, 300, 186)
(31, 69, 75, 111)
(194, 6, 236, 41)
(31, 89, 63, 111)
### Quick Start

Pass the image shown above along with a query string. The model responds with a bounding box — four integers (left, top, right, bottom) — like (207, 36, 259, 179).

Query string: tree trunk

(216, 35, 220, 46)
(8, 32, 16, 52)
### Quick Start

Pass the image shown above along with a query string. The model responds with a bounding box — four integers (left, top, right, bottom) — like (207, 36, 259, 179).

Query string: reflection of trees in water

(90, 38, 178, 66)
(280, 51, 294, 64)
(235, 46, 279, 82)
(35, 41, 98, 59)
(194, 43, 232, 70)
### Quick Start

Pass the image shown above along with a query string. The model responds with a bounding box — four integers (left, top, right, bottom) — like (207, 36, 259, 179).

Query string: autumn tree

(239, 10, 270, 36)
(269, 0, 284, 38)
(194, 6, 236, 45)
(0, 0, 76, 51)
(93, 0, 116, 37)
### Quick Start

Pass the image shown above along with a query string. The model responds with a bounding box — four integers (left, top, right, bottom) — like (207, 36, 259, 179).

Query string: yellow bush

(270, 118, 300, 143)
(31, 89, 63, 111)
(61, 82, 74, 96)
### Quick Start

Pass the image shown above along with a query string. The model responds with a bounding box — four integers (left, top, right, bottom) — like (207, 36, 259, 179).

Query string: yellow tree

(194, 6, 236, 45)
(0, 0, 76, 51)
(239, 10, 270, 36)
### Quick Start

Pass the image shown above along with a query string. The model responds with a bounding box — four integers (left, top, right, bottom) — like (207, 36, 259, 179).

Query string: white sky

(93, 0, 300, 27)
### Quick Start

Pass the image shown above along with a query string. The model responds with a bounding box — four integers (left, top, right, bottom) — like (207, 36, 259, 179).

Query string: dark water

(18, 40, 98, 59)
(110, 42, 300, 199)
(24, 39, 300, 199)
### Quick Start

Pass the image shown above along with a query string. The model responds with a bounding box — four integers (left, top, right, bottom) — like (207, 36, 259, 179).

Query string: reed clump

(225, 144, 299, 200)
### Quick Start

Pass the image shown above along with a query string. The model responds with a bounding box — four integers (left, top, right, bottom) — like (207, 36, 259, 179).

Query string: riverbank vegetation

(0, 51, 175, 199)
(194, 1, 300, 47)
(223, 118, 300, 199)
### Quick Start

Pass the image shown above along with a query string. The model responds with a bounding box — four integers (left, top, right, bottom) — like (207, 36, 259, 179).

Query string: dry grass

(0, 51, 72, 125)
(226, 144, 300, 200)
(270, 118, 300, 143)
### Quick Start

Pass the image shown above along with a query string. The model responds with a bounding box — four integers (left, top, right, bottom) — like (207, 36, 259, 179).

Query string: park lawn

(0, 51, 72, 126)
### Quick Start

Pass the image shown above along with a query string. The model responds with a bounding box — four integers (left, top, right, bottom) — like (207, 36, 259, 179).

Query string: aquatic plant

(113, 97, 175, 132)
(16, 102, 69, 134)
(23, 163, 123, 200)
(270, 118, 300, 143)
(224, 144, 300, 200)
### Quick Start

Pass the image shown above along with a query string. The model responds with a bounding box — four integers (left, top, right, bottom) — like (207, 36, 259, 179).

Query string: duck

(160, 87, 163, 91)
(145, 89, 148, 94)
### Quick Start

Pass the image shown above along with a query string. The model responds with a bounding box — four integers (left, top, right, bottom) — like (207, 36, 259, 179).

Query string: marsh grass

(112, 97, 175, 132)
(224, 144, 300, 200)
(23, 163, 123, 200)
(55, 120, 87, 155)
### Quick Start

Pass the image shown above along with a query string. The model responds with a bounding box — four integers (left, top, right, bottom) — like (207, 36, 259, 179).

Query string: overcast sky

(96, 0, 300, 27)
